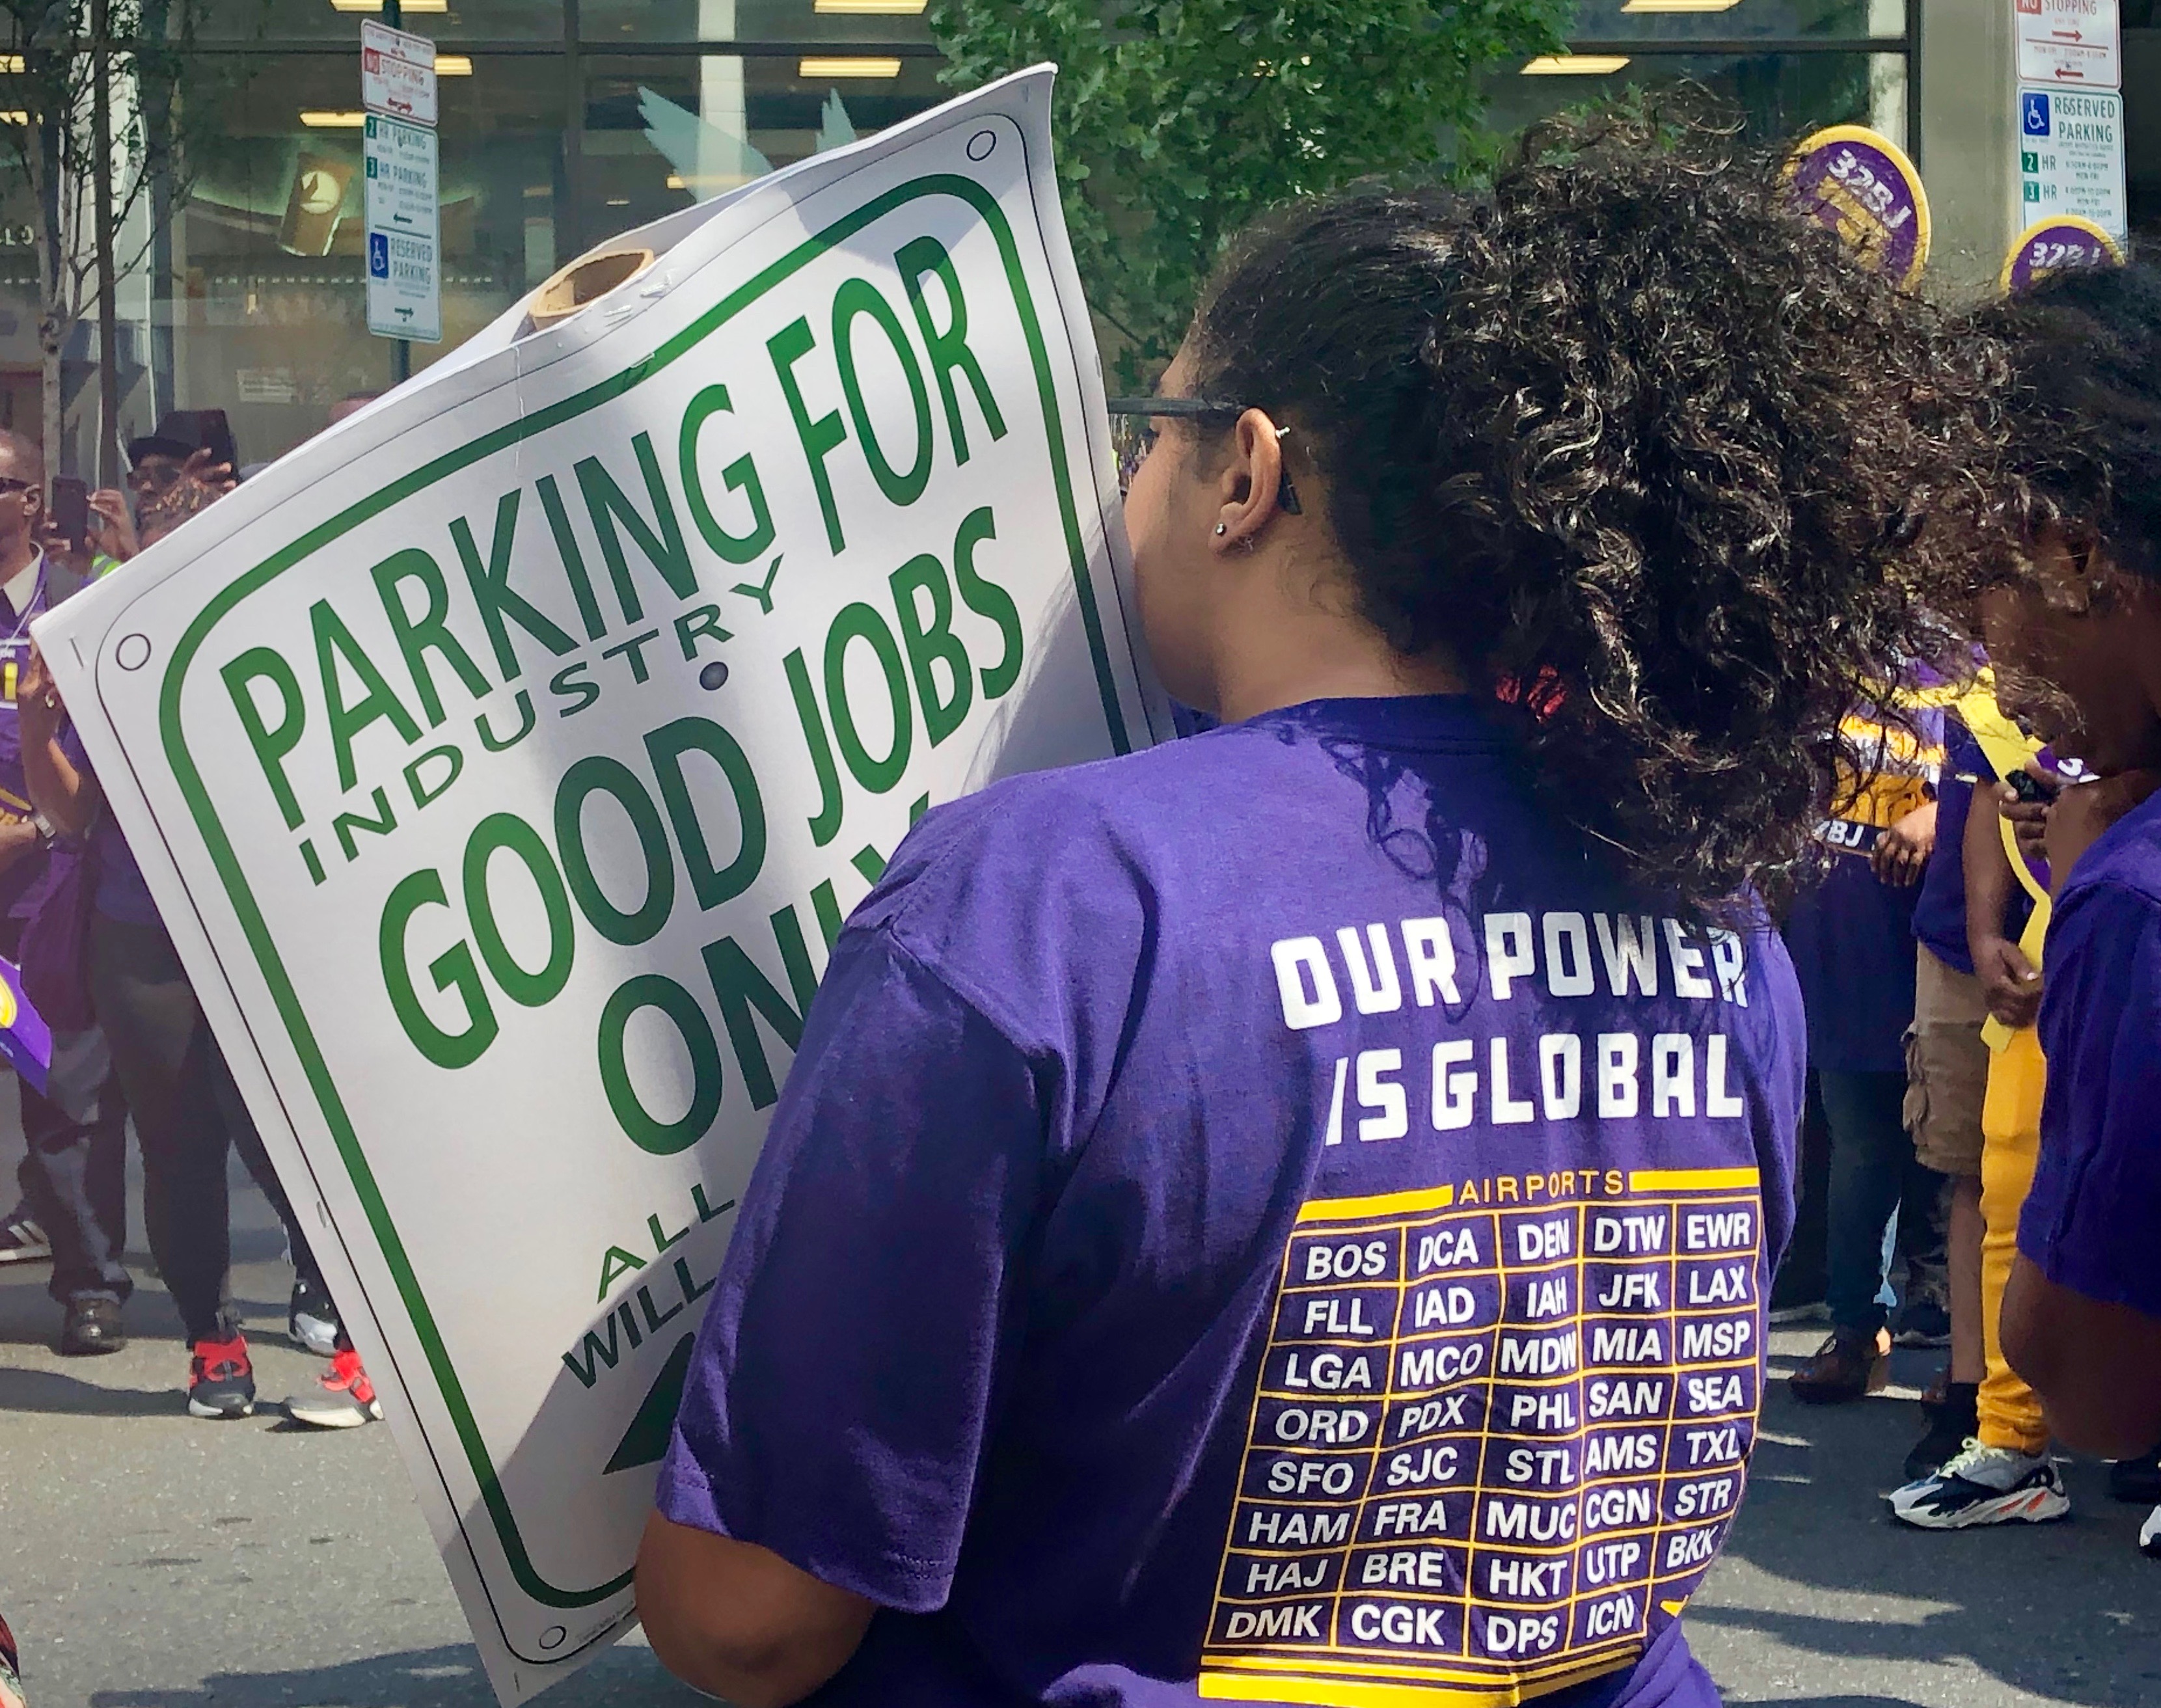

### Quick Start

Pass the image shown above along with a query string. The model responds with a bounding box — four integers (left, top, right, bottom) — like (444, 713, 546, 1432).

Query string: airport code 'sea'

(1200, 1171, 1763, 1703)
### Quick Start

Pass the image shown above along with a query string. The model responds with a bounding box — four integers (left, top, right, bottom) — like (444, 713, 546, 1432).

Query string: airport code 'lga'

(1200, 1173, 1763, 1703)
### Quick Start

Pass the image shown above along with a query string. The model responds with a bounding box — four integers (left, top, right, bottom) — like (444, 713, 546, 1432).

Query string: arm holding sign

(640, 918, 1048, 1704)
(17, 647, 101, 838)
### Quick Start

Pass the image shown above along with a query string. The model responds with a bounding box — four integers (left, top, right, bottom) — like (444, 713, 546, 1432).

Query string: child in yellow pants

(1978, 1029, 2051, 1460)
(1890, 1025, 2068, 1523)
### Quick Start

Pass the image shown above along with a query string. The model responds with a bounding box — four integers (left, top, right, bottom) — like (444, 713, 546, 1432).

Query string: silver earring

(1213, 522, 1228, 536)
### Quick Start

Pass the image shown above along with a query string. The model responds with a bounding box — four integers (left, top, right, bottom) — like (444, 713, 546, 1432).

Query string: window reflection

(578, 52, 944, 240)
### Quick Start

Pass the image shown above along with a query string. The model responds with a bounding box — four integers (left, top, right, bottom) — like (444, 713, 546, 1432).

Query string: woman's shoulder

(839, 729, 1283, 1007)
(865, 731, 1242, 903)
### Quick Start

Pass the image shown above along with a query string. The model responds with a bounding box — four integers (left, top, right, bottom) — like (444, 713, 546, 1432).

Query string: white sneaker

(1887, 1440, 2070, 1528)
(0, 1209, 50, 1264)
(288, 1277, 342, 1359)
(2141, 1504, 2161, 1560)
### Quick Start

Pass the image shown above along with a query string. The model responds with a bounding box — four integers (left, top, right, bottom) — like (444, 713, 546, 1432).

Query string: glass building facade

(1, 0, 1927, 472)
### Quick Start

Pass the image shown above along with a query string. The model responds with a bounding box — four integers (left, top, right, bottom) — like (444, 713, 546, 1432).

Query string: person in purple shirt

(1778, 697, 1950, 1405)
(1968, 266, 2161, 1482)
(0, 427, 135, 1359)
(636, 124, 2009, 1707)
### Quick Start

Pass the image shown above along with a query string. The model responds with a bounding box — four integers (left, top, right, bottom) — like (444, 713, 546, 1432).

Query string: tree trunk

(92, 0, 119, 487)
(31, 102, 66, 478)
(141, 0, 176, 426)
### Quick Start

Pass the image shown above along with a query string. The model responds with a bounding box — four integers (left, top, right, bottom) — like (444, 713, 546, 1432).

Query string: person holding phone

(0, 429, 133, 1357)
(123, 413, 237, 516)
(634, 119, 2008, 1708)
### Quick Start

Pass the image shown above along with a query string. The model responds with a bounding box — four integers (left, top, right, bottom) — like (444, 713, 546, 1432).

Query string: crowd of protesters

(0, 114, 2158, 1708)
(1767, 269, 2161, 1558)
(0, 399, 384, 1430)
(631, 135, 2161, 1707)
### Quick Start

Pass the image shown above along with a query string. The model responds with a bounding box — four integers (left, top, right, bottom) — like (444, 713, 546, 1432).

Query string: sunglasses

(0, 478, 34, 498)
(1104, 396, 1303, 513)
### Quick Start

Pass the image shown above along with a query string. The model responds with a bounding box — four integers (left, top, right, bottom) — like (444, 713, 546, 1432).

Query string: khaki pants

(1903, 947, 1990, 1177)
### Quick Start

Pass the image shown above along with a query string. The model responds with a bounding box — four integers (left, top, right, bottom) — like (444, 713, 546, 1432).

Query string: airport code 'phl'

(1200, 1171, 1763, 1704)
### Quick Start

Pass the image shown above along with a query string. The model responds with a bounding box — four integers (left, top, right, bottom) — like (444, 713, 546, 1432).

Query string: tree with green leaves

(928, 0, 1573, 383)
(0, 0, 241, 480)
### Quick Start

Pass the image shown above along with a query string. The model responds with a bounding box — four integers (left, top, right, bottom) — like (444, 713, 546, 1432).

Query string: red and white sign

(361, 18, 439, 126)
(2014, 0, 2121, 90)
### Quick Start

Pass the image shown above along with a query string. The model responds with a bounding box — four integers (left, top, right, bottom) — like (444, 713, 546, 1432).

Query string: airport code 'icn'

(1201, 1170, 1764, 1705)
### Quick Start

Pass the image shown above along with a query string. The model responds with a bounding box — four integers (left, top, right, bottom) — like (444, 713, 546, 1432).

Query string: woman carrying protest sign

(638, 116, 2006, 1708)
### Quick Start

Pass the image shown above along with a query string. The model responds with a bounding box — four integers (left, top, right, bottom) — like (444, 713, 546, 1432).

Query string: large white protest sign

(38, 67, 1162, 1703)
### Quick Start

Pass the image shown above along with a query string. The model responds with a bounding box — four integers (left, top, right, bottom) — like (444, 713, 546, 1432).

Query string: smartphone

(2005, 767, 2056, 804)
(174, 409, 238, 477)
(49, 476, 88, 552)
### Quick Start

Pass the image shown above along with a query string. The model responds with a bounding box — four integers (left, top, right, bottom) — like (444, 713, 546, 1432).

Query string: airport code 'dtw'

(1200, 1171, 1763, 1704)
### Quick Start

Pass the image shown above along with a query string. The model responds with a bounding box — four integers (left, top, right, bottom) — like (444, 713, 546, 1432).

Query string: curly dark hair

(1959, 260, 2161, 591)
(1182, 113, 2007, 913)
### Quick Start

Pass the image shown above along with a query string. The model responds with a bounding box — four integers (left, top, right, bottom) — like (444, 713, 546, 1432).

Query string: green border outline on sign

(146, 172, 1128, 1612)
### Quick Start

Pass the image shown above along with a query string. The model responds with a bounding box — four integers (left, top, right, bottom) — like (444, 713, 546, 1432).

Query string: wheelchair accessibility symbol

(368, 231, 390, 278)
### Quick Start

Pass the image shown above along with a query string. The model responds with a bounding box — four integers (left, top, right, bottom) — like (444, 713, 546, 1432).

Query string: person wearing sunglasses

(0, 431, 134, 1359)
(638, 117, 2006, 1708)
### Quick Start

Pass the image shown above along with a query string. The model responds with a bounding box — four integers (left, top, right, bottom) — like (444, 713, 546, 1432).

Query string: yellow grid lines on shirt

(1201, 1168, 1763, 1700)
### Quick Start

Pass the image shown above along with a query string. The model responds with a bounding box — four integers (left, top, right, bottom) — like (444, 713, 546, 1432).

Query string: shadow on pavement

(85, 1641, 714, 1707)
(1697, 1336, 2161, 1707)
(0, 1364, 176, 1415)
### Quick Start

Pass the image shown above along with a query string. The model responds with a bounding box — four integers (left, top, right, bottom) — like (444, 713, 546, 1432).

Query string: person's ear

(23, 483, 42, 528)
(1213, 409, 1290, 552)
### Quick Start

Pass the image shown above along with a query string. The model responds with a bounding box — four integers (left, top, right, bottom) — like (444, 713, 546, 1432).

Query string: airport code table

(1199, 1169, 1763, 1705)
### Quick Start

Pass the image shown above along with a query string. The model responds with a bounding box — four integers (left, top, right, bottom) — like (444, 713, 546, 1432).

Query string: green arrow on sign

(605, 1332, 696, 1474)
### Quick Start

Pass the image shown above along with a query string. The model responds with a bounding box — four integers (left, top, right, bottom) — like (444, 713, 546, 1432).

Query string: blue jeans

(1821, 1068, 1943, 1336)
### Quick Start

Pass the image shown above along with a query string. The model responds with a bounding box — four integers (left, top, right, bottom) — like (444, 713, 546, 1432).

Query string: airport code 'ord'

(1199, 1170, 1764, 1704)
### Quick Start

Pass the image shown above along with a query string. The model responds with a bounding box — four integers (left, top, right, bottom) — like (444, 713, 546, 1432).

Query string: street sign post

(364, 113, 442, 342)
(2013, 0, 2121, 89)
(36, 68, 1160, 1707)
(361, 17, 439, 126)
(2017, 85, 2128, 242)
(362, 19, 440, 348)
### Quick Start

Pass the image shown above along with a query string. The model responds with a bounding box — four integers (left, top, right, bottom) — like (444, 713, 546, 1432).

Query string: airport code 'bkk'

(1203, 1171, 1763, 1702)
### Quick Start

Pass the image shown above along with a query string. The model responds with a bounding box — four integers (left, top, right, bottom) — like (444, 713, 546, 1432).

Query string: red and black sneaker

(286, 1347, 383, 1430)
(187, 1333, 255, 1419)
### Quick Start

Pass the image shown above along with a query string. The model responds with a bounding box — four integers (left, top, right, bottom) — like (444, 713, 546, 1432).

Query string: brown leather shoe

(1788, 1325, 1890, 1404)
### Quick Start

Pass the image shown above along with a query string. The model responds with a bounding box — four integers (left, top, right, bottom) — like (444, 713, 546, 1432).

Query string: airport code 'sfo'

(1201, 1169, 1764, 1705)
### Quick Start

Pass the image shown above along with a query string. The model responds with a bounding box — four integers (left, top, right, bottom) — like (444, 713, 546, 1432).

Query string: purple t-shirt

(2020, 787, 2161, 1317)
(1780, 705, 1943, 1074)
(659, 696, 1803, 1708)
(55, 725, 161, 927)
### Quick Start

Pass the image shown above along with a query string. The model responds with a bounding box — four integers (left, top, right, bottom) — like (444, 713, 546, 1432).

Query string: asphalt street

(4, 1116, 2158, 1708)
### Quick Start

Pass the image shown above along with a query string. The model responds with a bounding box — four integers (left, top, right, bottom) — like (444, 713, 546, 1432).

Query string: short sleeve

(2020, 881, 2161, 1316)
(655, 923, 1050, 1611)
